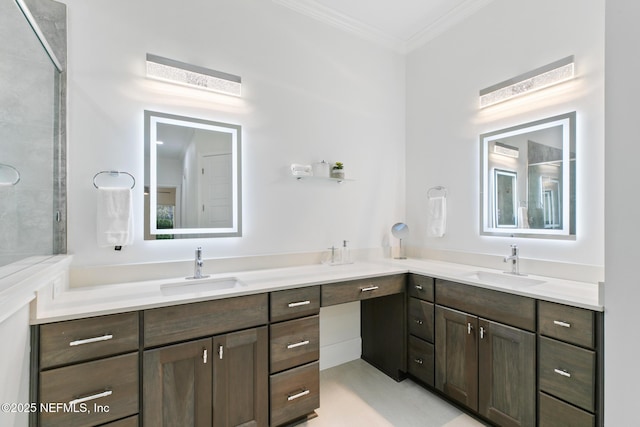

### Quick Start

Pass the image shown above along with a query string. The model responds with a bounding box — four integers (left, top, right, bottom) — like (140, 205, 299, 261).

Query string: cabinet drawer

(270, 361, 319, 427)
(101, 415, 138, 427)
(408, 274, 434, 302)
(321, 274, 405, 306)
(539, 301, 595, 349)
(270, 315, 319, 373)
(40, 312, 139, 369)
(39, 353, 138, 427)
(408, 335, 434, 386)
(271, 286, 320, 323)
(539, 392, 594, 427)
(144, 293, 268, 347)
(539, 336, 595, 412)
(435, 279, 536, 331)
(408, 298, 434, 342)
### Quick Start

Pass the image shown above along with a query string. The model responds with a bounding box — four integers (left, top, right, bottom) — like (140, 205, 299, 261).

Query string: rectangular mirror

(480, 112, 576, 239)
(144, 111, 242, 239)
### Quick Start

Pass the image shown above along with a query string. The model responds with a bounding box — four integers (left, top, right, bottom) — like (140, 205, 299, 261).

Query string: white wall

(605, 0, 640, 424)
(62, 0, 406, 267)
(405, 0, 604, 270)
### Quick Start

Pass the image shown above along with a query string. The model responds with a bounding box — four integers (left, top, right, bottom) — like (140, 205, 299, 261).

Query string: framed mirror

(480, 112, 576, 239)
(144, 111, 242, 239)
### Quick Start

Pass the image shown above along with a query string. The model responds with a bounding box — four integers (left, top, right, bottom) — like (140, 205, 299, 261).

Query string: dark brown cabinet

(407, 275, 435, 386)
(269, 287, 321, 426)
(435, 305, 535, 427)
(143, 327, 268, 427)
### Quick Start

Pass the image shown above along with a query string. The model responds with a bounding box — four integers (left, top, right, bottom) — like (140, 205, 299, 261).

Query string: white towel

(427, 196, 447, 237)
(97, 187, 134, 247)
(517, 207, 530, 228)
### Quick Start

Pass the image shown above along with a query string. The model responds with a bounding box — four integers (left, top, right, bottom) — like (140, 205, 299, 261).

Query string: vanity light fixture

(146, 53, 242, 97)
(479, 56, 574, 108)
(493, 141, 519, 158)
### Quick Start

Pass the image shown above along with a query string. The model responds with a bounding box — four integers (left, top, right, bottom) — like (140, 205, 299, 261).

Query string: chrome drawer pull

(553, 320, 572, 328)
(218, 345, 224, 360)
(287, 389, 310, 401)
(361, 286, 379, 292)
(69, 389, 112, 406)
(414, 358, 424, 365)
(554, 368, 572, 378)
(467, 322, 473, 335)
(415, 284, 423, 290)
(287, 340, 310, 349)
(414, 319, 424, 325)
(69, 334, 113, 346)
(288, 300, 311, 308)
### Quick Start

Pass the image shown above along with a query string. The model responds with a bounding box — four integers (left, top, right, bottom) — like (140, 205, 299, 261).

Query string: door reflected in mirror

(480, 112, 575, 239)
(144, 111, 242, 239)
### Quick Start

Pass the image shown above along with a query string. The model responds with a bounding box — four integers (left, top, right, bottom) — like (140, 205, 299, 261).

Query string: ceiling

(272, 0, 495, 53)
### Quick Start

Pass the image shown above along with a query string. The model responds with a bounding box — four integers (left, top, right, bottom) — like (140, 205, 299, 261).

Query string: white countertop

(31, 257, 603, 324)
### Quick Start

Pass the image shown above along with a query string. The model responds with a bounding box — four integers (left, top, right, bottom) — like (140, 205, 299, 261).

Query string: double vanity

(28, 257, 603, 427)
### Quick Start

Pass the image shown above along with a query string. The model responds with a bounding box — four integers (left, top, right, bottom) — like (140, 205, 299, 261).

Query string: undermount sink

(161, 276, 245, 296)
(459, 270, 545, 287)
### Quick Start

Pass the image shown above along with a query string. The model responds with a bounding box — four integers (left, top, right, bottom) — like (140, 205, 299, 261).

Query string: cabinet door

(479, 319, 536, 427)
(143, 338, 212, 427)
(435, 306, 478, 411)
(213, 326, 268, 427)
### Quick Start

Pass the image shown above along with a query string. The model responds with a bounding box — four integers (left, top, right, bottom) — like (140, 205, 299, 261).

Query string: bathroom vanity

(29, 259, 603, 427)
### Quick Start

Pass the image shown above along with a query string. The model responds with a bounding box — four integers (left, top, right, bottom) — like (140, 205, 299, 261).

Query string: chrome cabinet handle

(480, 327, 485, 339)
(287, 340, 310, 349)
(467, 322, 473, 335)
(288, 300, 311, 308)
(69, 389, 112, 406)
(414, 358, 424, 365)
(554, 368, 572, 378)
(415, 284, 423, 290)
(69, 334, 113, 346)
(553, 320, 572, 328)
(361, 286, 379, 292)
(287, 389, 310, 401)
(414, 319, 424, 325)
(218, 345, 224, 360)
(203, 349, 208, 364)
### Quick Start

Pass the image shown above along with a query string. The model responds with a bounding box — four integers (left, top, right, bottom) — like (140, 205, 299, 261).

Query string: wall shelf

(293, 175, 354, 184)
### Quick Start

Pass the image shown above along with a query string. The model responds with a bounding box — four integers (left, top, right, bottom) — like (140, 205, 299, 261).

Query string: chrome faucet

(503, 244, 520, 275)
(191, 247, 209, 279)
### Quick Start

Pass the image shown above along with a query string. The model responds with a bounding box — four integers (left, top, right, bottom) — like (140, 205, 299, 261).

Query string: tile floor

(301, 359, 487, 427)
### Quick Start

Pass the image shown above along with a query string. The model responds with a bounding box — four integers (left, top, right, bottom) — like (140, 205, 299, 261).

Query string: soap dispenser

(341, 240, 352, 264)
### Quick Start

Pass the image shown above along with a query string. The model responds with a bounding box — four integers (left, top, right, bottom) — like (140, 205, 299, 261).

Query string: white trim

(272, 0, 496, 53)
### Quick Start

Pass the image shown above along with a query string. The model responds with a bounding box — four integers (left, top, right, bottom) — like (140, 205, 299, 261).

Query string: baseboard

(319, 338, 361, 371)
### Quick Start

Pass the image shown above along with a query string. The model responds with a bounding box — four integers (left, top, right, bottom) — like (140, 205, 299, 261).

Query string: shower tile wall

(0, 0, 57, 267)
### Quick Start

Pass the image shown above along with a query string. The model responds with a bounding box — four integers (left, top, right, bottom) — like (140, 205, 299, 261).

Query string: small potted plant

(331, 162, 344, 179)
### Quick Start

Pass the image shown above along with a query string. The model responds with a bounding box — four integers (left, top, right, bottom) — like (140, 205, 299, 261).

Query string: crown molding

(272, 0, 406, 53)
(405, 0, 496, 53)
(272, 0, 495, 54)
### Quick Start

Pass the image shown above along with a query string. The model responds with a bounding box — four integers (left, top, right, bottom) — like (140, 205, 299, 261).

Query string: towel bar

(93, 170, 136, 189)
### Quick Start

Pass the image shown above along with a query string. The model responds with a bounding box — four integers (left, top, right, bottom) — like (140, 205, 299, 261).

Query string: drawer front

(271, 286, 320, 323)
(101, 415, 139, 427)
(270, 361, 320, 427)
(321, 274, 405, 306)
(39, 353, 139, 427)
(270, 315, 319, 373)
(144, 293, 268, 348)
(408, 298, 434, 342)
(435, 279, 536, 331)
(539, 392, 595, 427)
(408, 274, 434, 302)
(539, 301, 595, 349)
(40, 312, 139, 369)
(539, 336, 595, 412)
(408, 335, 434, 387)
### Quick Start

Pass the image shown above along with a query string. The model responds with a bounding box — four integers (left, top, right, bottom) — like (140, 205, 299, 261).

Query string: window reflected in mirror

(144, 111, 242, 239)
(480, 112, 576, 239)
